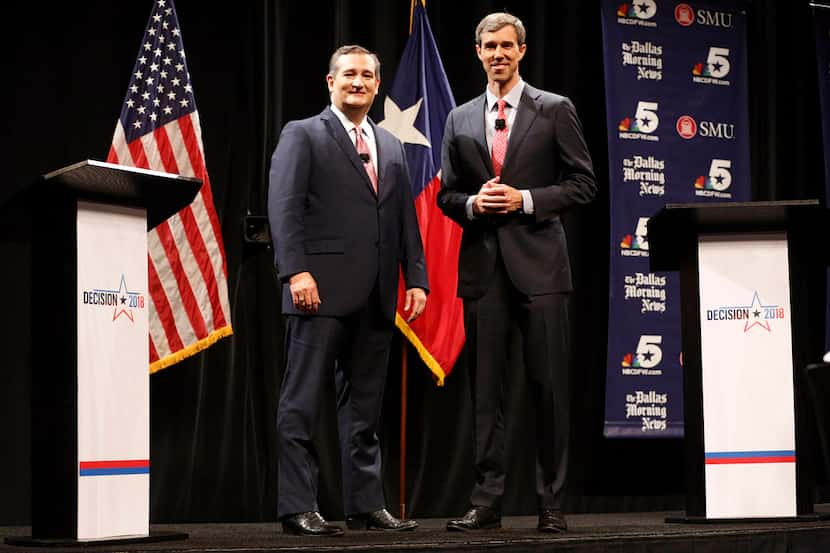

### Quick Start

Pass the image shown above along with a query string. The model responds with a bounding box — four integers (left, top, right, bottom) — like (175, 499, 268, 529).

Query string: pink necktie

(491, 99, 508, 176)
(354, 126, 378, 193)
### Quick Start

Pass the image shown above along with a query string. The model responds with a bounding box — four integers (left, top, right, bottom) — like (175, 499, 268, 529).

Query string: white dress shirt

(466, 79, 534, 219)
(330, 103, 378, 176)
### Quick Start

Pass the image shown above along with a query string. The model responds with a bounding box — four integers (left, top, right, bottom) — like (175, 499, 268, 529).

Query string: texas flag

(379, 1, 464, 385)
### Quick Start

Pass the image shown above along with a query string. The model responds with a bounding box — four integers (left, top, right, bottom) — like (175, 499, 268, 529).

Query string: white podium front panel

(698, 232, 796, 519)
(76, 201, 149, 540)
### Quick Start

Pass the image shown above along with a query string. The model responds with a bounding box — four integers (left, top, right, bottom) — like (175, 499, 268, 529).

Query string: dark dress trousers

(268, 107, 428, 518)
(438, 84, 596, 510)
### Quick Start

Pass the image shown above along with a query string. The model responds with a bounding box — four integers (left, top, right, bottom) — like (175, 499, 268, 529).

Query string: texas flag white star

(378, 97, 431, 148)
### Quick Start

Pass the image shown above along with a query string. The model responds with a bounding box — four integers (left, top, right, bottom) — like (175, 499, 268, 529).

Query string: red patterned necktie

(353, 126, 378, 193)
(491, 99, 508, 176)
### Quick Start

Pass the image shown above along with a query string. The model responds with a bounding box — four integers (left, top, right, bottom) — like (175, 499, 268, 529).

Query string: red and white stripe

(108, 113, 232, 372)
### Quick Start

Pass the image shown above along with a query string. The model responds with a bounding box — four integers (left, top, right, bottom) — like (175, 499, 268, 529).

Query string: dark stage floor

(4, 509, 830, 552)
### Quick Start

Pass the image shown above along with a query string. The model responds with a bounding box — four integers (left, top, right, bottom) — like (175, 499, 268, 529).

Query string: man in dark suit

(438, 13, 596, 533)
(268, 44, 428, 536)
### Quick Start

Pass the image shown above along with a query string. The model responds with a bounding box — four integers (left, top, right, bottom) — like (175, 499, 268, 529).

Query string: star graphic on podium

(112, 274, 136, 323)
(742, 291, 773, 333)
(378, 97, 431, 148)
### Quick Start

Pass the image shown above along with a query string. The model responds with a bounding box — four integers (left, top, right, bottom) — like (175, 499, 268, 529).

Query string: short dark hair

(328, 45, 381, 80)
(475, 12, 526, 45)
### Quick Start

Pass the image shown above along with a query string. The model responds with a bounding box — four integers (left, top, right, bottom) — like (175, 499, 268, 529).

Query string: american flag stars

(120, 0, 193, 140)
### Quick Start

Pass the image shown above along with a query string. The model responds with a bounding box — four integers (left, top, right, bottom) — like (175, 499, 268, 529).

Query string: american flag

(107, 0, 232, 373)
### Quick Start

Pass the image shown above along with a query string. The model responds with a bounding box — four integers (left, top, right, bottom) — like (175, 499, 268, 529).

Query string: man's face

(476, 25, 526, 86)
(327, 53, 379, 113)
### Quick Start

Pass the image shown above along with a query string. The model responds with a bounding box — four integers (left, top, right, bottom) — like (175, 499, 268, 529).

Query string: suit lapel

(321, 107, 377, 196)
(468, 94, 493, 177)
(371, 120, 396, 203)
(501, 85, 539, 176)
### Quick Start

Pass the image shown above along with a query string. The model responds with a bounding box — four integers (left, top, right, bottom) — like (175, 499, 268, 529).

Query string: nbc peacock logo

(620, 217, 650, 257)
(620, 233, 648, 251)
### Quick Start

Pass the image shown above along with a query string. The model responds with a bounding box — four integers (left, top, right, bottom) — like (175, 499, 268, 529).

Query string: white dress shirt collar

(329, 104, 378, 173)
(329, 104, 374, 141)
(485, 79, 525, 112)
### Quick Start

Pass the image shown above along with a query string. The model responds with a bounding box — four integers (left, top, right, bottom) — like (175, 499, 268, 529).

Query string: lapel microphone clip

(495, 118, 506, 131)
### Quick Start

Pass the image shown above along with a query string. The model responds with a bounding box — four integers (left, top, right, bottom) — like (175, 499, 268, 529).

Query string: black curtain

(2, 0, 825, 525)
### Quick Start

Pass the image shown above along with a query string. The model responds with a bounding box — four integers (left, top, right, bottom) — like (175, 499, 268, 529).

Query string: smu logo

(675, 3, 694, 26)
(676, 115, 735, 140)
(676, 115, 697, 139)
(675, 4, 735, 28)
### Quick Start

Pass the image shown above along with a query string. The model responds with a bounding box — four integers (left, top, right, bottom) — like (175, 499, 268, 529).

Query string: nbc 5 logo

(706, 47, 730, 78)
(619, 101, 659, 141)
(705, 159, 731, 191)
(699, 47, 730, 78)
(620, 217, 649, 256)
(633, 101, 659, 133)
(618, 0, 657, 20)
(695, 159, 733, 198)
(622, 335, 663, 369)
(692, 48, 731, 86)
(632, 217, 649, 249)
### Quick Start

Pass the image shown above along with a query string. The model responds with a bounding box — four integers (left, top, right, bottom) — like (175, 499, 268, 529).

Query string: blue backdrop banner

(601, 0, 751, 438)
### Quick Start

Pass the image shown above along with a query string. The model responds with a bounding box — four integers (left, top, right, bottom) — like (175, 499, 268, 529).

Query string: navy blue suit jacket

(268, 107, 428, 321)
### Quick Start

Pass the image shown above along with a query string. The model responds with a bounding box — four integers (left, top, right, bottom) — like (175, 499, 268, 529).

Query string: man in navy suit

(268, 44, 428, 536)
(438, 13, 596, 533)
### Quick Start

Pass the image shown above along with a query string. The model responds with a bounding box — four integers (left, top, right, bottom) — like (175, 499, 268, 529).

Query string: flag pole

(399, 0, 425, 522)
(399, 0, 430, 521)
(399, 344, 408, 519)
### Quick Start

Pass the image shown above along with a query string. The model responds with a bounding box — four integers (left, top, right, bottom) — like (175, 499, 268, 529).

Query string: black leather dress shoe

(346, 508, 418, 531)
(446, 506, 501, 531)
(538, 509, 568, 533)
(281, 511, 344, 536)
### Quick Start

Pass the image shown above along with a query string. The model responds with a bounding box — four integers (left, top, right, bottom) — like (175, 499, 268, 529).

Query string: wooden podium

(649, 200, 830, 522)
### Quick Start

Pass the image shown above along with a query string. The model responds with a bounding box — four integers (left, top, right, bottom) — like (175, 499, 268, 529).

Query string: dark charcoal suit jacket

(438, 83, 596, 299)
